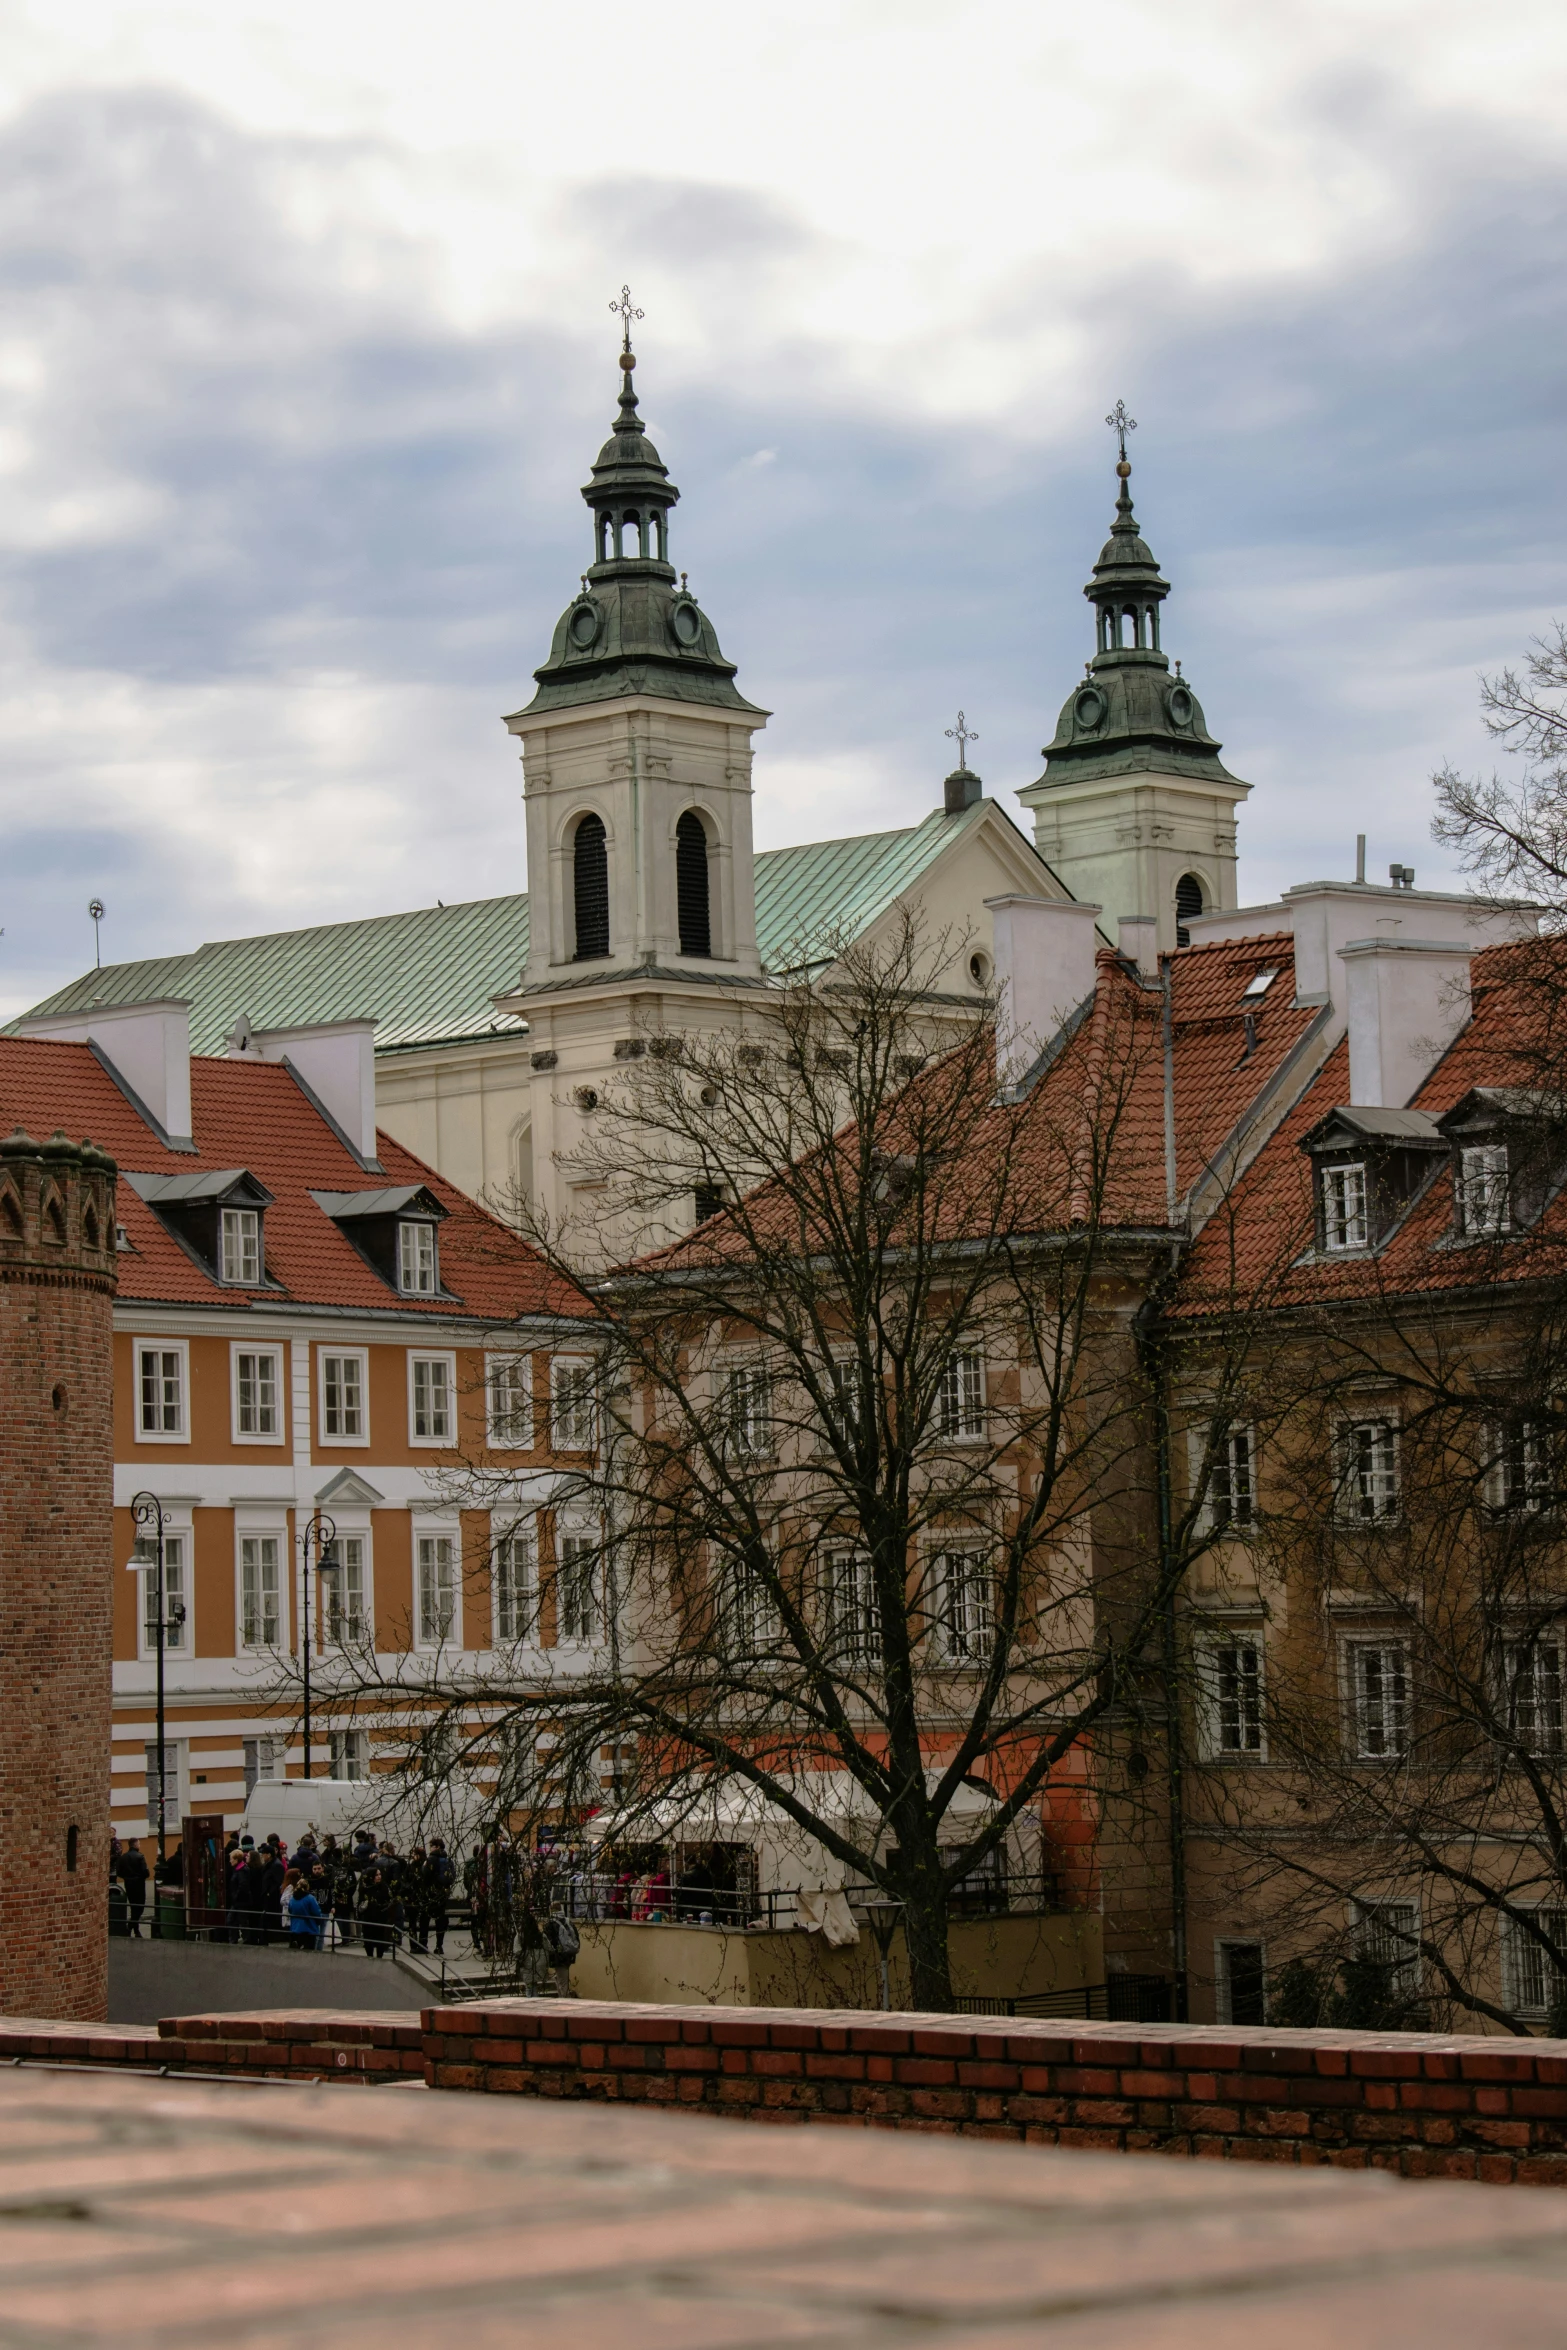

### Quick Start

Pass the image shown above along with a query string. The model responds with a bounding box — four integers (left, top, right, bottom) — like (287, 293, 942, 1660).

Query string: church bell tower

(1018, 407, 1250, 953)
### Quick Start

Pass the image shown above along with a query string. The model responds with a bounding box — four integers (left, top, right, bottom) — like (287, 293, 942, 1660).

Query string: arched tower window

(1175, 871, 1205, 949)
(676, 811, 712, 957)
(573, 814, 610, 959)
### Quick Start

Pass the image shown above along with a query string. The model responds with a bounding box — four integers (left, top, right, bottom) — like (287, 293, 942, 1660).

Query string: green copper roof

(1032, 460, 1244, 796)
(15, 802, 1018, 1054)
(515, 350, 763, 720)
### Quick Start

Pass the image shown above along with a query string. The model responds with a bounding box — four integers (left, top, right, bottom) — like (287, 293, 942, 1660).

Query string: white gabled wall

(17, 999, 193, 1144)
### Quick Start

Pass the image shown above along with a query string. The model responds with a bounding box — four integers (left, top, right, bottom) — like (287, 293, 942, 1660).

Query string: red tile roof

(0, 1037, 583, 1321)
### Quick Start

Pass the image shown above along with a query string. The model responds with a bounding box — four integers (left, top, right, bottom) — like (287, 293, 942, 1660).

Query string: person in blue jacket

(285, 1872, 325, 1952)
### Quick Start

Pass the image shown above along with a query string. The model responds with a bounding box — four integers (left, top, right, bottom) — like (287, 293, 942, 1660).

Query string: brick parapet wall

(421, 2001, 1567, 2185)
(0, 2009, 423, 2082)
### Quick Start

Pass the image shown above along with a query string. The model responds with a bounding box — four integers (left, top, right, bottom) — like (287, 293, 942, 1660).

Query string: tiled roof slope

(1176, 937, 1567, 1315)
(0, 1037, 582, 1321)
(643, 932, 1318, 1274)
(14, 804, 1031, 1054)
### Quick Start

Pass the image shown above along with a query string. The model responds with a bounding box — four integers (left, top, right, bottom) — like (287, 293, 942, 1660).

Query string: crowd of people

(211, 1828, 461, 1955)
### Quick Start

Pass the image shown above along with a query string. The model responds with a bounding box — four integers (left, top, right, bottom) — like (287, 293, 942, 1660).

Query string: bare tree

(1434, 621, 1567, 916)
(312, 918, 1300, 2011)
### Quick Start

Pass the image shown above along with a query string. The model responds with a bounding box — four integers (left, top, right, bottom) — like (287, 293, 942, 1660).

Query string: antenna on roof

(88, 899, 105, 968)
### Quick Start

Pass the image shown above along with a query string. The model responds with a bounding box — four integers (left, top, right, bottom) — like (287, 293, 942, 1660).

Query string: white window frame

(1344, 1638, 1410, 1759)
(1485, 1419, 1551, 1517)
(1352, 1897, 1421, 1997)
(1214, 1936, 1268, 2025)
(237, 1527, 287, 1653)
(937, 1545, 995, 1664)
(555, 1519, 602, 1647)
(727, 1360, 773, 1459)
(1504, 1905, 1567, 2018)
(1335, 1416, 1400, 1523)
(329, 1728, 370, 1782)
(1459, 1142, 1510, 1237)
(1323, 1161, 1369, 1252)
(414, 1524, 461, 1650)
(323, 1524, 371, 1647)
(825, 1547, 877, 1667)
(726, 1560, 782, 1656)
(230, 1342, 284, 1445)
(1191, 1423, 1257, 1534)
(1501, 1632, 1564, 1758)
(242, 1735, 282, 1798)
(493, 1519, 537, 1644)
(318, 1347, 369, 1446)
(219, 1204, 262, 1285)
(135, 1519, 192, 1660)
(1196, 1631, 1266, 1760)
(486, 1353, 534, 1450)
(550, 1354, 597, 1453)
(936, 1350, 986, 1442)
(398, 1218, 439, 1296)
(134, 1338, 190, 1444)
(408, 1350, 457, 1447)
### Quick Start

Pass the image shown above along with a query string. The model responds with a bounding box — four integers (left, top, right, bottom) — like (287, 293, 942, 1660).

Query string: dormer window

(1324, 1164, 1368, 1252)
(220, 1206, 261, 1284)
(399, 1219, 438, 1294)
(1459, 1144, 1509, 1236)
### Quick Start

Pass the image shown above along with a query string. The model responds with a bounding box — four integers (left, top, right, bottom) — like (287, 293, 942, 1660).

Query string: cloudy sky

(1, 0, 1564, 1017)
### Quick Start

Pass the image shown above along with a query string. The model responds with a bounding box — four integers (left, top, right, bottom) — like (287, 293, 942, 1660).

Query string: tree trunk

(898, 1864, 955, 2010)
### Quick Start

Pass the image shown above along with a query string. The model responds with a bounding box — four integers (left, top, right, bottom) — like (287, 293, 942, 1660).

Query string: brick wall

(422, 2001, 1567, 2185)
(0, 2008, 423, 2080)
(0, 1131, 117, 2022)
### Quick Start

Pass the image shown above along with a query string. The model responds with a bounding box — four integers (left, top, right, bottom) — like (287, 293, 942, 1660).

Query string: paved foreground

(4, 2066, 1567, 2346)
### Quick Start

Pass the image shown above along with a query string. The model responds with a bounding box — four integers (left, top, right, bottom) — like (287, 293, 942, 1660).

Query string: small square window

(727, 1362, 772, 1458)
(1503, 1636, 1564, 1757)
(399, 1220, 438, 1294)
(240, 1534, 283, 1650)
(557, 1528, 599, 1644)
(494, 1526, 536, 1643)
(416, 1532, 458, 1646)
(1323, 1163, 1368, 1252)
(1505, 1907, 1567, 2018)
(138, 1533, 189, 1657)
(486, 1355, 533, 1449)
(323, 1533, 368, 1644)
(1336, 1418, 1399, 1522)
(220, 1206, 261, 1285)
(329, 1728, 369, 1781)
(1485, 1419, 1551, 1516)
(939, 1547, 995, 1663)
(1194, 1424, 1256, 1532)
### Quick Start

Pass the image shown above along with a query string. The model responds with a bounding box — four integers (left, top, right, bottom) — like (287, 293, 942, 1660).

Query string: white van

(238, 1775, 487, 1858)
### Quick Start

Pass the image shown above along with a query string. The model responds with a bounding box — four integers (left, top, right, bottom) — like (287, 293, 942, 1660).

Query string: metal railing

(953, 1976, 1176, 2023)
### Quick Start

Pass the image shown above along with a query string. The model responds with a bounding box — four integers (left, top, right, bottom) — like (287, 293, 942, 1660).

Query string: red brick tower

(0, 1129, 117, 2020)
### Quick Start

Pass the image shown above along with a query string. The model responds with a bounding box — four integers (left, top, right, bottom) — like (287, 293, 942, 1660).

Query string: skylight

(1241, 969, 1279, 1000)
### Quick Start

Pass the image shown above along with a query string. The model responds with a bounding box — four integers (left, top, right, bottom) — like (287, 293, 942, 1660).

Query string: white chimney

(16, 1000, 193, 1144)
(984, 896, 1102, 1091)
(247, 1020, 379, 1161)
(1340, 938, 1473, 1108)
(1117, 914, 1159, 981)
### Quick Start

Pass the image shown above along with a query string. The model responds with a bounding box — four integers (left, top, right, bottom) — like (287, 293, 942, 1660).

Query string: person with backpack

(543, 1908, 580, 1997)
(285, 1872, 325, 1952)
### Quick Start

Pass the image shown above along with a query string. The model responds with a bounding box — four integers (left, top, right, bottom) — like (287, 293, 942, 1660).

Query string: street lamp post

(299, 1511, 338, 1782)
(127, 1492, 184, 1929)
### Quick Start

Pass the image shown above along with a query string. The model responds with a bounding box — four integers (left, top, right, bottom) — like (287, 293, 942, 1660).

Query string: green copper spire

(1033, 427, 1240, 792)
(516, 306, 763, 719)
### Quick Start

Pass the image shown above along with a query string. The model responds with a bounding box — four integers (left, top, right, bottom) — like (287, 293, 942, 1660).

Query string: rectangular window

(1336, 1418, 1399, 1522)
(494, 1527, 536, 1643)
(486, 1354, 533, 1448)
(242, 1736, 280, 1798)
(321, 1351, 366, 1441)
(825, 1548, 877, 1665)
(234, 1348, 281, 1440)
(940, 1548, 994, 1662)
(136, 1343, 186, 1438)
(1199, 1635, 1264, 1758)
(329, 1729, 369, 1782)
(1460, 1143, 1509, 1236)
(399, 1220, 437, 1294)
(1348, 1641, 1409, 1758)
(936, 1351, 985, 1440)
(240, 1535, 282, 1650)
(1504, 1636, 1564, 1757)
(727, 1563, 781, 1656)
(1193, 1424, 1257, 1532)
(1354, 1899, 1420, 1996)
(145, 1740, 182, 1827)
(1505, 1908, 1567, 2017)
(1217, 1939, 1267, 2026)
(1323, 1162, 1369, 1252)
(1486, 1420, 1550, 1516)
(551, 1356, 597, 1452)
(727, 1362, 772, 1458)
(220, 1205, 261, 1284)
(557, 1530, 598, 1644)
(140, 1533, 188, 1655)
(410, 1354, 453, 1443)
(324, 1534, 366, 1644)
(416, 1533, 458, 1647)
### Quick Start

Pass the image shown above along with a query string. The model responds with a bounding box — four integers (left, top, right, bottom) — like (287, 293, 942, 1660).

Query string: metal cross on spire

(610, 284, 644, 352)
(1105, 400, 1137, 462)
(945, 710, 978, 769)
